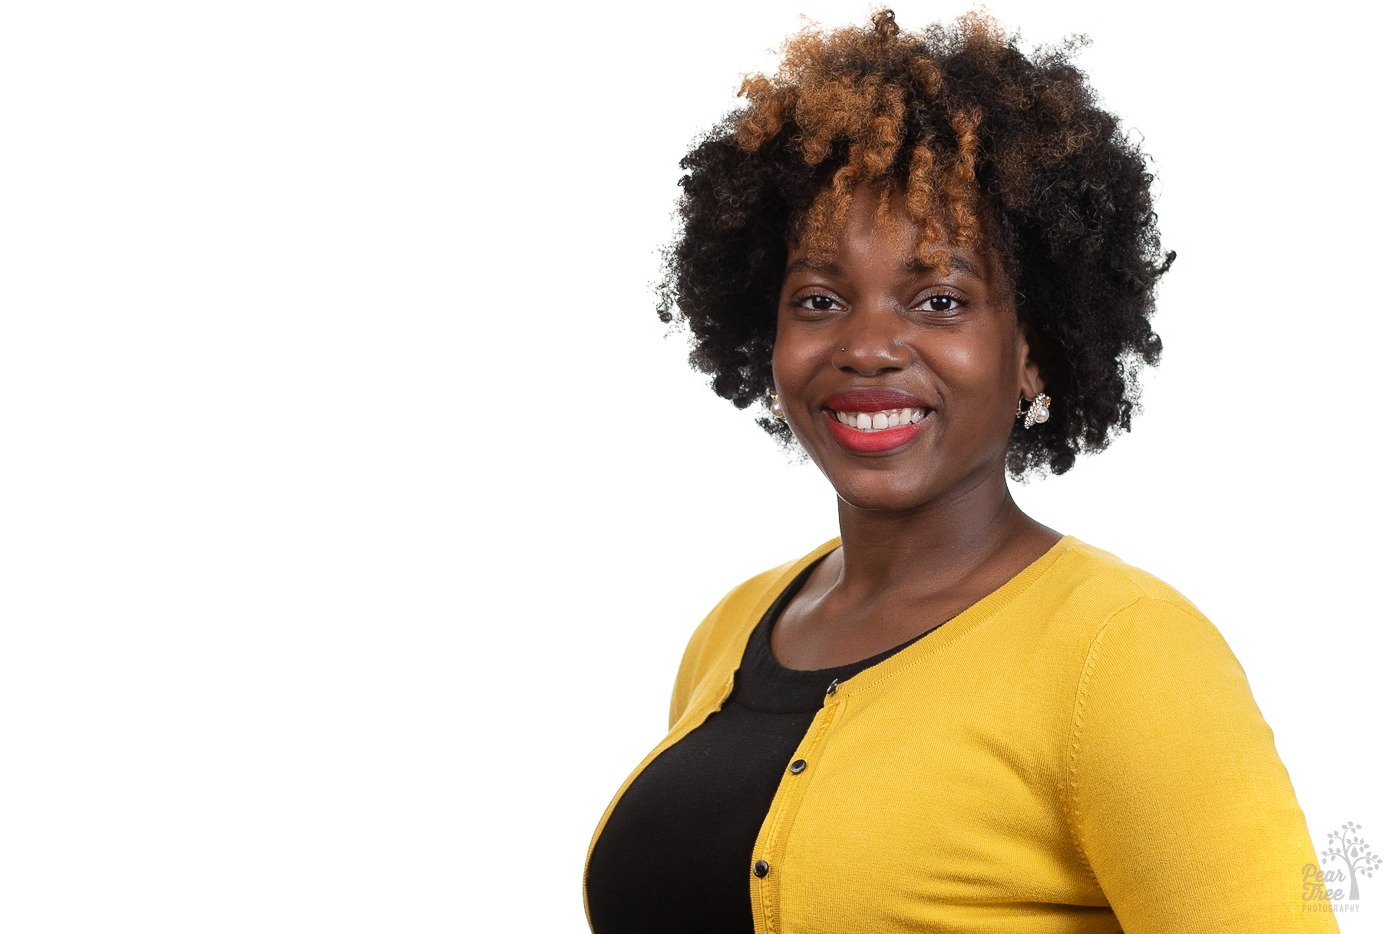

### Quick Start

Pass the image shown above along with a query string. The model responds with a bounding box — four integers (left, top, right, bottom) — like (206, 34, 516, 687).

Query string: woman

(584, 11, 1335, 933)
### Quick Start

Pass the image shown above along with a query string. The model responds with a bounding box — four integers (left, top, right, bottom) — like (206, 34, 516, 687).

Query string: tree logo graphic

(1321, 822, 1384, 901)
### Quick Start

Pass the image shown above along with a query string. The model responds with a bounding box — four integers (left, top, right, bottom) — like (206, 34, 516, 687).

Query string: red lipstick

(821, 389, 932, 454)
(824, 414, 925, 453)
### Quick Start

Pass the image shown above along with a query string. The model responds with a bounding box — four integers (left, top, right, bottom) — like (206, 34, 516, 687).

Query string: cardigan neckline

(697, 534, 1079, 709)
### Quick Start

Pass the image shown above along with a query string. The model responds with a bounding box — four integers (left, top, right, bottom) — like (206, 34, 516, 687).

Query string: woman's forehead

(790, 202, 989, 278)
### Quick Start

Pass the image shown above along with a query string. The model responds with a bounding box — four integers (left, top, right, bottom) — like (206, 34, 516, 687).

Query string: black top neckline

(732, 555, 945, 715)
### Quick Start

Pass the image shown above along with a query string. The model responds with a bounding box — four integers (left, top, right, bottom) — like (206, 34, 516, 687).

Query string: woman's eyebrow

(783, 255, 983, 280)
(906, 255, 984, 281)
(783, 257, 843, 278)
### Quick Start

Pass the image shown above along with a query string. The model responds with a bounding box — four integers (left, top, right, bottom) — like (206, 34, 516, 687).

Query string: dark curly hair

(657, 9, 1173, 477)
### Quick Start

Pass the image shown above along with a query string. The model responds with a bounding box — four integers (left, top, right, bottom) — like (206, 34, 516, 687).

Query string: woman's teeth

(833, 408, 927, 431)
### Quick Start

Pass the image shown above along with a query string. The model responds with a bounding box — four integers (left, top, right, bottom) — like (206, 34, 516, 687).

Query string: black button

(789, 759, 807, 774)
(753, 860, 770, 878)
(825, 679, 840, 696)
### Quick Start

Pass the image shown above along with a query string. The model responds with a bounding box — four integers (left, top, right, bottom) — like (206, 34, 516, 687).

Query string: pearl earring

(1017, 393, 1051, 428)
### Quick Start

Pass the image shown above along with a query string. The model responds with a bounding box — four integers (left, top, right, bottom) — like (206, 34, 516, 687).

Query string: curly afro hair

(657, 9, 1173, 477)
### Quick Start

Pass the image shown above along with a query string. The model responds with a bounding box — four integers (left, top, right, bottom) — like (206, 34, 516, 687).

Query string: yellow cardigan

(585, 536, 1338, 933)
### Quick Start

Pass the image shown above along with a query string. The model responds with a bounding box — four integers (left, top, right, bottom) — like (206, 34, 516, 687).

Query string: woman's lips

(823, 407, 929, 453)
(812, 390, 934, 453)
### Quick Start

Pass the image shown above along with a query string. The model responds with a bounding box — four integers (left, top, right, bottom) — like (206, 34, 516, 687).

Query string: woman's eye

(795, 294, 839, 312)
(915, 294, 963, 314)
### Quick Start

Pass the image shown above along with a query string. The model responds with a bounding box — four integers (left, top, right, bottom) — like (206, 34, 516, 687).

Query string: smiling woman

(582, 10, 1338, 934)
(772, 184, 1034, 518)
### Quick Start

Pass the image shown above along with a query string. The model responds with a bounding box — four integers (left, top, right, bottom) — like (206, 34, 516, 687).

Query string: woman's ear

(1016, 323, 1045, 400)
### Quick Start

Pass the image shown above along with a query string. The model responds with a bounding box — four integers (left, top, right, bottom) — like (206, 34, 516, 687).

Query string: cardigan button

(789, 759, 807, 774)
(753, 860, 770, 878)
(825, 679, 840, 696)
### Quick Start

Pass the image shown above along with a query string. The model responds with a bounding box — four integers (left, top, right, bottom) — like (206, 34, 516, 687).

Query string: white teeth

(833, 407, 929, 431)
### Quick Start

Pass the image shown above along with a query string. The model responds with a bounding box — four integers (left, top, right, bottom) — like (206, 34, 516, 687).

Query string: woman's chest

(743, 670, 1111, 933)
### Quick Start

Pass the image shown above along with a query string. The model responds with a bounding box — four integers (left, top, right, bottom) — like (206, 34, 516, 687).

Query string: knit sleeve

(667, 578, 750, 729)
(667, 606, 719, 729)
(1066, 597, 1338, 934)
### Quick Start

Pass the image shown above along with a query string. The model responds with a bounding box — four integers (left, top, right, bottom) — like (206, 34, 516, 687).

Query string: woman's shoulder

(995, 534, 1237, 673)
(1030, 536, 1253, 692)
(668, 538, 840, 726)
(1042, 535, 1209, 624)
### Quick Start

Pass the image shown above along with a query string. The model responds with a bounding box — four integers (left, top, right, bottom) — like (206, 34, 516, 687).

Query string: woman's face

(772, 184, 1042, 513)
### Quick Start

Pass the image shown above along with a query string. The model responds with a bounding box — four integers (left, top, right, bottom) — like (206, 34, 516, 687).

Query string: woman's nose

(832, 308, 912, 375)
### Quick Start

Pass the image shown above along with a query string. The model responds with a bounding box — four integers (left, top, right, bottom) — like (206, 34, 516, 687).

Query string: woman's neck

(830, 472, 1053, 602)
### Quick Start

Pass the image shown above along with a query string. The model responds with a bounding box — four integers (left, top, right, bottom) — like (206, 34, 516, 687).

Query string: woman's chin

(829, 478, 938, 514)
(821, 454, 1007, 516)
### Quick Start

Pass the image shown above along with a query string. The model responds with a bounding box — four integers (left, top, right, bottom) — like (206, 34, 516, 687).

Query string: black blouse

(587, 558, 940, 933)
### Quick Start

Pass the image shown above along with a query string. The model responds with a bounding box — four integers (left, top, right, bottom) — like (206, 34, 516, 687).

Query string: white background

(1, 0, 1395, 930)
